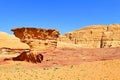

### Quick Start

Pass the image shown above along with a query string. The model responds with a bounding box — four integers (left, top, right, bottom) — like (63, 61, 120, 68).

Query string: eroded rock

(59, 24, 120, 48)
(11, 28, 60, 50)
(10, 27, 60, 63)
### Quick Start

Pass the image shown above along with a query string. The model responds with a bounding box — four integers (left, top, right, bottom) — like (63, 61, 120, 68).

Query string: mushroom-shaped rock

(11, 27, 60, 63)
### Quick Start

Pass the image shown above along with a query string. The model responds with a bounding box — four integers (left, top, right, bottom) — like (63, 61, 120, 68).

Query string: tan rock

(102, 24, 120, 48)
(11, 27, 60, 51)
(59, 24, 120, 48)
(10, 27, 60, 63)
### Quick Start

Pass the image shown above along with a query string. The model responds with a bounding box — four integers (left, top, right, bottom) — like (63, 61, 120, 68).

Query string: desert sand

(1, 59, 120, 80)
(1, 47, 120, 80)
(0, 32, 29, 49)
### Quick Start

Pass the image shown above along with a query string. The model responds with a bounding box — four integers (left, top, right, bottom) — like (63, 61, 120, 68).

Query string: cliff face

(102, 24, 120, 48)
(59, 24, 120, 48)
(11, 27, 60, 51)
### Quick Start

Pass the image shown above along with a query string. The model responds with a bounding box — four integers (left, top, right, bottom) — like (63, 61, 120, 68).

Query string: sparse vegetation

(0, 59, 120, 80)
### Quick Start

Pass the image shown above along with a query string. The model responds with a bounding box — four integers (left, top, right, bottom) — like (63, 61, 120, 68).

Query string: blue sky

(0, 0, 120, 34)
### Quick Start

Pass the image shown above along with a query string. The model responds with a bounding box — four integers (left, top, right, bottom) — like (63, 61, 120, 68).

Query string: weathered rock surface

(12, 51, 43, 63)
(59, 24, 120, 48)
(11, 27, 60, 51)
(11, 27, 60, 63)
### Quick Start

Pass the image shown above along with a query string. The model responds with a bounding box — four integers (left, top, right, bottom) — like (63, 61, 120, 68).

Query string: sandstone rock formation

(12, 27, 60, 51)
(11, 27, 60, 63)
(12, 51, 43, 63)
(59, 24, 120, 48)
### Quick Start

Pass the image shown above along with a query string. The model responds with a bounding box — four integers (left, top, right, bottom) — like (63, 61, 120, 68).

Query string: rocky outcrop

(10, 27, 60, 63)
(11, 27, 60, 51)
(59, 24, 120, 48)
(12, 51, 43, 63)
(102, 24, 120, 48)
(0, 48, 30, 54)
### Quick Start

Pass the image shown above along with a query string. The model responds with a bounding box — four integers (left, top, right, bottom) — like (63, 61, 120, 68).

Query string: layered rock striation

(10, 27, 60, 63)
(0, 32, 30, 54)
(11, 27, 60, 51)
(59, 24, 120, 48)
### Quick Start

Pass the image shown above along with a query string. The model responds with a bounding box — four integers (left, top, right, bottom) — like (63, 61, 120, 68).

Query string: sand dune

(0, 32, 29, 49)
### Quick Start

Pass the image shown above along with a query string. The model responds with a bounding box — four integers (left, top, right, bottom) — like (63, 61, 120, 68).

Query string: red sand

(1, 47, 120, 68)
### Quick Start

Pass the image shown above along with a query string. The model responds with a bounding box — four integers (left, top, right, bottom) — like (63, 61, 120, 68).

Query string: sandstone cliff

(59, 24, 120, 48)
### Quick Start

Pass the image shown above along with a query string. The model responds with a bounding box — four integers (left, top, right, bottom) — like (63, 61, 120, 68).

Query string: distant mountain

(0, 32, 29, 49)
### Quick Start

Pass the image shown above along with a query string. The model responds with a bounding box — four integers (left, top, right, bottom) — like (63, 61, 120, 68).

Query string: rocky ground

(0, 47, 120, 80)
